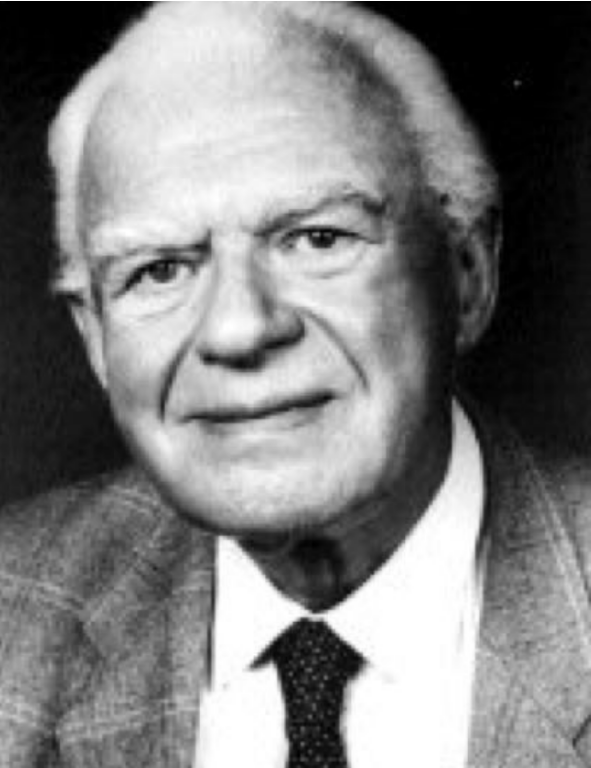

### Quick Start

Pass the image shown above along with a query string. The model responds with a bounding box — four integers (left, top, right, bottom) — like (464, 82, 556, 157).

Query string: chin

(153, 465, 359, 540)
(129, 424, 393, 538)
(182, 488, 335, 538)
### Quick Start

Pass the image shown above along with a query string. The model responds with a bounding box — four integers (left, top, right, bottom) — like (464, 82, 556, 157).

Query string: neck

(240, 422, 452, 612)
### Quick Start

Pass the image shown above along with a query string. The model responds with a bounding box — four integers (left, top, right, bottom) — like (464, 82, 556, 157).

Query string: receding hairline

(84, 2, 409, 140)
(77, 10, 417, 237)
(74, 4, 418, 249)
(49, 2, 498, 297)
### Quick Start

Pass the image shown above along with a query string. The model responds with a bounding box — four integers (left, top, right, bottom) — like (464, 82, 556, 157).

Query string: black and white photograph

(2, 4, 591, 766)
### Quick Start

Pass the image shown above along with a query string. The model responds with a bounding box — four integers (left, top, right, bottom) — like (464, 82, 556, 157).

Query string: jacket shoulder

(0, 468, 167, 607)
(468, 402, 591, 566)
(0, 469, 179, 734)
(535, 452, 591, 566)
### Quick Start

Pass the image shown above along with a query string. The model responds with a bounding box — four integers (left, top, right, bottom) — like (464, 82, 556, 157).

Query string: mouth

(195, 391, 335, 430)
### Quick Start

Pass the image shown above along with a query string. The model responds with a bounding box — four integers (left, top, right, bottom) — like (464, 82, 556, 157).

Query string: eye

(126, 257, 195, 293)
(278, 226, 363, 276)
(290, 227, 353, 252)
(140, 259, 186, 284)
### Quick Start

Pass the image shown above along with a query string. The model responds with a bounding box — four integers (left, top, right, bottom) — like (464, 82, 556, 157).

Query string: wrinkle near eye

(127, 257, 195, 292)
(94, 245, 207, 305)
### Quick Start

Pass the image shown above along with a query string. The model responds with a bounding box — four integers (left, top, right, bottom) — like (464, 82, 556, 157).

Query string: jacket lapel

(58, 473, 216, 768)
(468, 416, 591, 768)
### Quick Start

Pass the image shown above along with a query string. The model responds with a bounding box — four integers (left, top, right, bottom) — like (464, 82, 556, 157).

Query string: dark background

(2, 4, 591, 505)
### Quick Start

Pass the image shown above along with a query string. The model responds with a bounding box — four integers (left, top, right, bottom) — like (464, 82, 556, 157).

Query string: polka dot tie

(271, 619, 363, 768)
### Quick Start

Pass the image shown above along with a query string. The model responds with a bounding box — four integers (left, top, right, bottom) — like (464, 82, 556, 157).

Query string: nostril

(198, 308, 305, 369)
(195, 298, 305, 369)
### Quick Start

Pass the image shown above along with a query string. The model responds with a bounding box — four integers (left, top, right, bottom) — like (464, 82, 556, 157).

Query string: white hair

(48, 1, 499, 298)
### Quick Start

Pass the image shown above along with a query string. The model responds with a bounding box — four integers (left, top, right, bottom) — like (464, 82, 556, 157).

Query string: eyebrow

(87, 184, 391, 274)
(255, 187, 390, 236)
(86, 229, 210, 290)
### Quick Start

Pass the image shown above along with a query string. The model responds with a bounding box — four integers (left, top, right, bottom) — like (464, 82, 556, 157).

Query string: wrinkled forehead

(78, 10, 415, 225)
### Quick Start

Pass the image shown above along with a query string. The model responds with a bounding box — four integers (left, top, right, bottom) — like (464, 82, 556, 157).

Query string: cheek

(358, 268, 455, 412)
(348, 272, 427, 374)
(101, 318, 180, 417)
(285, 261, 431, 409)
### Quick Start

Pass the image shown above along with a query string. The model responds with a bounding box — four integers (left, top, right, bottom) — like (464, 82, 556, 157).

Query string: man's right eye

(125, 257, 196, 293)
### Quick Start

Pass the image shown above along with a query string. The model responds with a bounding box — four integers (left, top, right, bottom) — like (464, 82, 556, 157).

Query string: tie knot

(272, 619, 362, 732)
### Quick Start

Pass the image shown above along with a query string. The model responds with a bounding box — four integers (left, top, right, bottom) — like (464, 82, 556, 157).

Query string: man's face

(77, 51, 459, 543)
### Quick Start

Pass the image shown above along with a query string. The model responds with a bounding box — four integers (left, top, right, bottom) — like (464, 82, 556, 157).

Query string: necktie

(271, 618, 363, 768)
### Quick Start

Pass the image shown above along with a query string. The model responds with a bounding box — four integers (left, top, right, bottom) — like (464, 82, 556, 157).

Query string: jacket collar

(468, 411, 591, 767)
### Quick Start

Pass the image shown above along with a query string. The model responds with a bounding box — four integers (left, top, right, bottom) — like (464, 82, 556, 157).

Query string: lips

(195, 391, 334, 425)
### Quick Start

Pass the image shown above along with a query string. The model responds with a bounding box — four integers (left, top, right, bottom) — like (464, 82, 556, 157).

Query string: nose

(194, 245, 303, 368)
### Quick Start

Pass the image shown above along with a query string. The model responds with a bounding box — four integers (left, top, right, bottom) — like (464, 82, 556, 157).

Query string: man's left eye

(276, 226, 364, 276)
(291, 228, 353, 251)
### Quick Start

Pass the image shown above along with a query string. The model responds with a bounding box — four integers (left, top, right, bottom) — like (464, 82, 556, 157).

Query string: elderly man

(2, 3, 591, 767)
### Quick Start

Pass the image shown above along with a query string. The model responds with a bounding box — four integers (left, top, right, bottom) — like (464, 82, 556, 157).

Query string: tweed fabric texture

(4, 410, 591, 766)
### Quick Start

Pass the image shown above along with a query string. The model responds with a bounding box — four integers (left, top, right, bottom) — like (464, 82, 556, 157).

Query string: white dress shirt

(195, 403, 485, 768)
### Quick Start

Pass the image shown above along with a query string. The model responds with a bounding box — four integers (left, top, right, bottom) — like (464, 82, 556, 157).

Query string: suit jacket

(2, 411, 591, 767)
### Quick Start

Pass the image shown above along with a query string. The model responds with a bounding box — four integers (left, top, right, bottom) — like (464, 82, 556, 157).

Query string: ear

(452, 207, 501, 354)
(69, 298, 108, 390)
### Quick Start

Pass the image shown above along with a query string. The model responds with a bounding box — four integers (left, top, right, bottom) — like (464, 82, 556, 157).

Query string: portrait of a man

(1, 4, 591, 767)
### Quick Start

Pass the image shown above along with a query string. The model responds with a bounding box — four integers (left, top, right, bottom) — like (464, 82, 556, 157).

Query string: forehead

(79, 26, 415, 239)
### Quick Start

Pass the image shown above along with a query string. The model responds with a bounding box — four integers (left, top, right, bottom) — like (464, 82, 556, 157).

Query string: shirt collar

(211, 402, 484, 688)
